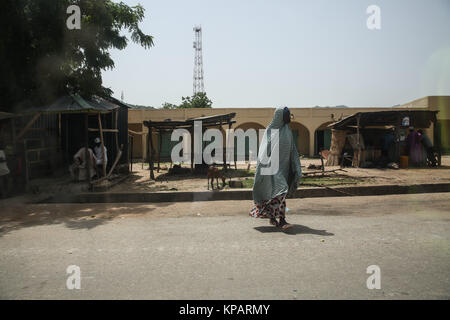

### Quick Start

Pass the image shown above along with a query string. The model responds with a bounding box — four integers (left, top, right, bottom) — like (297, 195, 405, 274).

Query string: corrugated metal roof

(24, 94, 120, 114)
(329, 110, 439, 129)
(144, 113, 237, 129)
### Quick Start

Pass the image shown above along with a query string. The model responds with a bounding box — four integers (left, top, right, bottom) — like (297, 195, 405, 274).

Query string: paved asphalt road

(0, 193, 449, 299)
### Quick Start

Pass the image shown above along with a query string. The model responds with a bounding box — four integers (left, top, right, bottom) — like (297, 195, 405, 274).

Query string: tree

(178, 92, 212, 109)
(0, 0, 154, 112)
(161, 102, 178, 110)
(160, 93, 213, 109)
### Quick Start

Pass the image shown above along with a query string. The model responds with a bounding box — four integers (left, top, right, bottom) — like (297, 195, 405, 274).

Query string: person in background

(379, 128, 396, 165)
(407, 127, 424, 166)
(94, 137, 108, 177)
(0, 143, 10, 198)
(418, 129, 435, 166)
(250, 107, 302, 230)
(382, 128, 395, 157)
(69, 146, 97, 181)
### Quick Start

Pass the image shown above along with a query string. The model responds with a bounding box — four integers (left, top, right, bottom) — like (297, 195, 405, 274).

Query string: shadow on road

(254, 224, 334, 236)
(0, 204, 158, 238)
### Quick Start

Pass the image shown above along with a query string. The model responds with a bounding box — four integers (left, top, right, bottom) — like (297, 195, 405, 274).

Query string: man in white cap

(94, 137, 108, 176)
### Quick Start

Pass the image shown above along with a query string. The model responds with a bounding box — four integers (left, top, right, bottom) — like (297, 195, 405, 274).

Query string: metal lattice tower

(193, 26, 205, 95)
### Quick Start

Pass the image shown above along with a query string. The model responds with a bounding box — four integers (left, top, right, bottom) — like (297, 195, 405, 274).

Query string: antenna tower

(193, 26, 205, 95)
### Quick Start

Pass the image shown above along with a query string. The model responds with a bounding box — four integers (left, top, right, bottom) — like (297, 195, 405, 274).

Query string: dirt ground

(109, 156, 450, 193)
(4, 157, 450, 207)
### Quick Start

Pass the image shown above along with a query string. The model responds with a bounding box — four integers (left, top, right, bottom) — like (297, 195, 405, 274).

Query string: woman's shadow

(254, 224, 334, 236)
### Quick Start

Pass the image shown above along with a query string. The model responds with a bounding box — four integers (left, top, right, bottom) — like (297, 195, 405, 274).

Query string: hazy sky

(101, 0, 450, 108)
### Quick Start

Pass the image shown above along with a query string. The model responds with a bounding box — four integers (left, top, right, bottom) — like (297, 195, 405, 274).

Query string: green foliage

(0, 0, 154, 112)
(179, 92, 213, 108)
(161, 102, 178, 110)
(179, 92, 213, 109)
(160, 92, 213, 109)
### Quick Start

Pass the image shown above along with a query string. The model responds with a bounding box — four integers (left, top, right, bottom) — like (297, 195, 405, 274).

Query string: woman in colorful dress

(250, 107, 302, 230)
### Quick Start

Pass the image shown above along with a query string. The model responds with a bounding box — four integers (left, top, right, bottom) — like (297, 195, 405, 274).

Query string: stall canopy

(24, 94, 121, 114)
(144, 113, 237, 130)
(329, 110, 438, 130)
(326, 110, 441, 167)
(143, 113, 236, 179)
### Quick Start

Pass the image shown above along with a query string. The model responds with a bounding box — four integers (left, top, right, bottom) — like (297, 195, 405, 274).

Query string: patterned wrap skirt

(250, 193, 287, 219)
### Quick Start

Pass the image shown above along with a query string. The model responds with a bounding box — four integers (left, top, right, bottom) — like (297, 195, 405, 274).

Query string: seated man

(69, 147, 97, 181)
(93, 137, 108, 177)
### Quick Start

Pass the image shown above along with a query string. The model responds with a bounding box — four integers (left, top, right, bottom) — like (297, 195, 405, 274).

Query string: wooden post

(58, 113, 62, 151)
(148, 126, 155, 180)
(24, 140, 29, 188)
(89, 128, 119, 133)
(88, 128, 119, 133)
(97, 113, 107, 177)
(130, 135, 133, 173)
(145, 132, 148, 169)
(114, 109, 119, 151)
(157, 129, 162, 172)
(228, 122, 236, 170)
(220, 119, 226, 171)
(11, 117, 16, 145)
(190, 126, 194, 172)
(433, 118, 442, 166)
(395, 115, 401, 163)
(170, 126, 174, 169)
(114, 109, 120, 171)
(108, 145, 123, 177)
(142, 130, 147, 168)
(65, 115, 69, 162)
(85, 114, 92, 187)
(356, 114, 361, 167)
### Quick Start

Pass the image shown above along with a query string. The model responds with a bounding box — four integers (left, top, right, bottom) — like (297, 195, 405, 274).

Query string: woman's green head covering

(252, 107, 302, 203)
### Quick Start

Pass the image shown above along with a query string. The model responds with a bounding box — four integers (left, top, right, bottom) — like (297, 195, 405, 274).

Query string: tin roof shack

(143, 113, 236, 180)
(326, 110, 441, 168)
(16, 94, 129, 190)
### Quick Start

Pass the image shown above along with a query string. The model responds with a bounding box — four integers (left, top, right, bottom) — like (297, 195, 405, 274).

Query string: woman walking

(250, 107, 302, 230)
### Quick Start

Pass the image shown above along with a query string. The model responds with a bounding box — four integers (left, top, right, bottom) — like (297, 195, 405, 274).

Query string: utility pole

(193, 26, 205, 95)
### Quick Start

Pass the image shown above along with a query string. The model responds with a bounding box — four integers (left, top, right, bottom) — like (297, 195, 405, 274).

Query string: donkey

(207, 166, 226, 190)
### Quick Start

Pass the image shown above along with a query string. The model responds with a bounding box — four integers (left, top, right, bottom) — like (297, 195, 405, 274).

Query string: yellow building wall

(129, 96, 450, 158)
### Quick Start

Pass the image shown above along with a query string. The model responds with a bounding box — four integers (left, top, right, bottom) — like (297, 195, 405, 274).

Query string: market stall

(326, 110, 441, 168)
